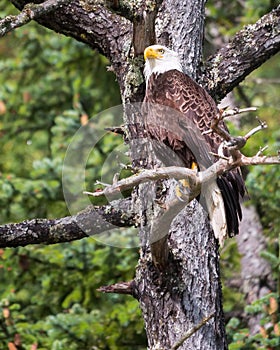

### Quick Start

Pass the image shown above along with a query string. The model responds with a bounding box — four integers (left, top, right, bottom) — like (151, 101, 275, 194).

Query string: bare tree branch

(210, 113, 268, 160)
(0, 198, 135, 248)
(221, 107, 258, 118)
(85, 154, 280, 199)
(85, 166, 200, 198)
(97, 281, 136, 295)
(201, 5, 280, 99)
(0, 0, 70, 37)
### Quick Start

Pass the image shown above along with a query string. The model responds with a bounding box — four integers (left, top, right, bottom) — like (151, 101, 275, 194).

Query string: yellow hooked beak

(144, 47, 163, 60)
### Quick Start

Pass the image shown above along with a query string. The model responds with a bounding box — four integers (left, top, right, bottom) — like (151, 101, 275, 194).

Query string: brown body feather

(143, 69, 245, 236)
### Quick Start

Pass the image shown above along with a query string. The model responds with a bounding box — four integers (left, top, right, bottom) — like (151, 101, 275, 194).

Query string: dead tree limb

(85, 154, 280, 200)
(0, 198, 135, 248)
(97, 281, 136, 295)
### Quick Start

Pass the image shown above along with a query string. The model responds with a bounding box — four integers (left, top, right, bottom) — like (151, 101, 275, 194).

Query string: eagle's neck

(144, 59, 183, 83)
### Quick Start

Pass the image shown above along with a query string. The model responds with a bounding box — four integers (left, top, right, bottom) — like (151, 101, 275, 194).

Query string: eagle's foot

(175, 180, 190, 202)
(175, 179, 191, 202)
(175, 162, 198, 201)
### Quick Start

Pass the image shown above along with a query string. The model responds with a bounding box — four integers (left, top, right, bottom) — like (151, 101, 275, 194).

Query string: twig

(244, 117, 267, 140)
(97, 281, 135, 295)
(94, 180, 111, 187)
(202, 106, 258, 136)
(104, 125, 126, 135)
(210, 113, 269, 163)
(240, 154, 280, 166)
(256, 145, 269, 157)
(209, 151, 229, 161)
(0, 0, 70, 37)
(221, 107, 258, 118)
(170, 313, 215, 350)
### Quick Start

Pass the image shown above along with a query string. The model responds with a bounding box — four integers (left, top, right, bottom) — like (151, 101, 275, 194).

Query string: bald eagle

(143, 45, 245, 245)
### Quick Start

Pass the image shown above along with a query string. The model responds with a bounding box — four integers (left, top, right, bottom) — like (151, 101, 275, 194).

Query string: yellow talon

(175, 179, 190, 201)
(191, 161, 198, 171)
(180, 178, 189, 187)
(175, 162, 198, 201)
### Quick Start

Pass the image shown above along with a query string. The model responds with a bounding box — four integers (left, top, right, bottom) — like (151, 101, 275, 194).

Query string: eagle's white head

(144, 45, 183, 82)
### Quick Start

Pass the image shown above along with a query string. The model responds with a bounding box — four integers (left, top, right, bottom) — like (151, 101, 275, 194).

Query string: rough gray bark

(125, 2, 228, 348)
(156, 0, 207, 79)
(134, 202, 226, 349)
(237, 205, 275, 335)
(0, 199, 135, 248)
(8, 1, 280, 101)
(3, 1, 280, 349)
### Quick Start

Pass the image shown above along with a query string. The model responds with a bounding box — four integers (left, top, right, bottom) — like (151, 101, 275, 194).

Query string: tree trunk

(134, 201, 226, 349)
(127, 2, 228, 348)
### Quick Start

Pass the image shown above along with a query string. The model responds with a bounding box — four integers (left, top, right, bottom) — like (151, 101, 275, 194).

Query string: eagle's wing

(143, 69, 245, 242)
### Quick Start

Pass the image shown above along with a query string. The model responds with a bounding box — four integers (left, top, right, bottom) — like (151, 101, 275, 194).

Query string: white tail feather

(203, 181, 227, 246)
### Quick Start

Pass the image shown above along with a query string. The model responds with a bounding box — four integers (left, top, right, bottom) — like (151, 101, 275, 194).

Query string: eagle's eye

(158, 48, 165, 54)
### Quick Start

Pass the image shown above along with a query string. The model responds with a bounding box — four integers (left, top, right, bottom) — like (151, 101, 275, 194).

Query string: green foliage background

(0, 1, 279, 349)
(0, 2, 143, 349)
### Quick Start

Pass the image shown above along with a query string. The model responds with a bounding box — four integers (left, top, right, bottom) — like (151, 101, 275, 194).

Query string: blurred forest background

(0, 0, 279, 349)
